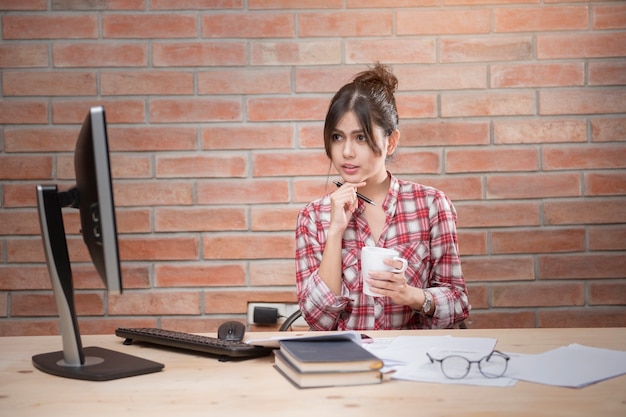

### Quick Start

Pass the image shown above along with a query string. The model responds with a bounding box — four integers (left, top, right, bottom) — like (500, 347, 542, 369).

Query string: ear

(386, 129, 400, 157)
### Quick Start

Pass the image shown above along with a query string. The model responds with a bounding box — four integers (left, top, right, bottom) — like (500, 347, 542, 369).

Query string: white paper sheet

(505, 343, 626, 388)
(362, 335, 517, 387)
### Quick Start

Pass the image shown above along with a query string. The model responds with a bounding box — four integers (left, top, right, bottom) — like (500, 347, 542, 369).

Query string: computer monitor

(32, 106, 163, 381)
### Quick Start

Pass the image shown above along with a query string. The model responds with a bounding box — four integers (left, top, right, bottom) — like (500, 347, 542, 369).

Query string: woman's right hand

(328, 181, 366, 233)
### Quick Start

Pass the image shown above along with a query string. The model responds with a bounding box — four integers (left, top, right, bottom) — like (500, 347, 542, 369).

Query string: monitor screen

(74, 106, 122, 294)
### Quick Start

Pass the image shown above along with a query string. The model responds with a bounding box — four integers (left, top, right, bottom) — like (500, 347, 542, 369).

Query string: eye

(356, 134, 367, 142)
(331, 133, 343, 142)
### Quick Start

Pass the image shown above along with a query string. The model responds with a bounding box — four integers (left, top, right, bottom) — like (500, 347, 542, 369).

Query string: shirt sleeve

(420, 191, 470, 329)
(295, 206, 351, 330)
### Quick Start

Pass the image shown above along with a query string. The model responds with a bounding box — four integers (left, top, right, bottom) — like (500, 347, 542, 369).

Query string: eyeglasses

(426, 350, 510, 379)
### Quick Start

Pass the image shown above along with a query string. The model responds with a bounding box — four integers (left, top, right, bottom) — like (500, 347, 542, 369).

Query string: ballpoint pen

(332, 181, 377, 206)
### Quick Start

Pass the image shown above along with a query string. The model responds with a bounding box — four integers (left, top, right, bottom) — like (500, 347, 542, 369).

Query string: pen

(333, 181, 377, 206)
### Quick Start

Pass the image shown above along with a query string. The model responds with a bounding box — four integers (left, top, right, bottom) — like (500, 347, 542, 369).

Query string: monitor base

(32, 346, 164, 381)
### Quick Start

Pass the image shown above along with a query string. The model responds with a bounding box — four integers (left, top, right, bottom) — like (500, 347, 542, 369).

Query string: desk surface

(1, 328, 625, 417)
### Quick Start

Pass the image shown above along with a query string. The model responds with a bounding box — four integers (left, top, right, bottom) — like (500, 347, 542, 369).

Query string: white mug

(360, 246, 408, 297)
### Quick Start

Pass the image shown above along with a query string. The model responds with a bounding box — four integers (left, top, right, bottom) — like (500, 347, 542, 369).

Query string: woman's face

(329, 110, 394, 184)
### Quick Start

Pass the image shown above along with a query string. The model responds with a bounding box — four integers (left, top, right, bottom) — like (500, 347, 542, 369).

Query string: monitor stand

(33, 185, 164, 381)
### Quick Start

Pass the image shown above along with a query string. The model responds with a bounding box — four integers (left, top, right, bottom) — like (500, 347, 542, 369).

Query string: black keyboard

(115, 327, 273, 360)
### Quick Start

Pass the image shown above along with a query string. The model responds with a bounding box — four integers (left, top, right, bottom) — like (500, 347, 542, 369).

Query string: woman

(295, 63, 470, 330)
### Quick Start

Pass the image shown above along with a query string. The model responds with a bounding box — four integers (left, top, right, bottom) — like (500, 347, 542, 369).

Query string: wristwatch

(421, 289, 433, 314)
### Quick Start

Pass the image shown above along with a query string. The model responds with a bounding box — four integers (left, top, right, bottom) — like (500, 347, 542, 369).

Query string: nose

(342, 139, 355, 158)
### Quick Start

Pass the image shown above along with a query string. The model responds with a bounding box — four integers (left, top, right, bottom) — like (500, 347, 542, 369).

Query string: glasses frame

(426, 349, 510, 380)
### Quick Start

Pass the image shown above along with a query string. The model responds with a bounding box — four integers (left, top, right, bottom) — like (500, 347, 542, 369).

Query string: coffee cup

(360, 246, 408, 297)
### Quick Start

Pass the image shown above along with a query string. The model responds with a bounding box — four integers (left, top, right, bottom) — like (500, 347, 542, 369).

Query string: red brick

(345, 39, 436, 64)
(119, 236, 200, 261)
(588, 226, 626, 251)
(539, 254, 626, 279)
(109, 126, 198, 151)
(111, 154, 152, 179)
(543, 144, 626, 170)
(197, 179, 290, 205)
(0, 101, 47, 124)
(155, 207, 247, 232)
(114, 181, 194, 207)
(537, 32, 626, 59)
(397, 94, 437, 118)
(153, 42, 247, 67)
(589, 282, 626, 306)
(201, 13, 294, 38)
(109, 291, 202, 315)
(491, 63, 584, 88)
(585, 172, 626, 196)
(0, 320, 59, 337)
(157, 154, 247, 178)
(390, 151, 442, 175)
(53, 43, 147, 67)
(589, 61, 626, 86)
(12, 293, 104, 316)
(540, 88, 626, 115)
(460, 256, 535, 282)
(251, 40, 341, 66)
(466, 284, 488, 309)
(299, 11, 392, 37)
(395, 65, 487, 90)
(251, 206, 300, 231)
(152, 0, 242, 9)
(406, 175, 483, 201)
(101, 71, 193, 95)
(491, 228, 585, 254)
(544, 199, 626, 225)
(2, 14, 98, 39)
(4, 71, 96, 96)
(198, 68, 291, 94)
(538, 308, 626, 328)
(0, 211, 40, 235)
(493, 282, 585, 307)
(457, 231, 488, 256)
(441, 36, 533, 62)
(203, 234, 294, 260)
(4, 127, 76, 152)
(0, 155, 52, 180)
(397, 9, 490, 35)
(150, 98, 242, 123)
(53, 0, 145, 10)
(465, 311, 536, 329)
(0, 0, 46, 10)
(295, 67, 364, 93)
(249, 260, 296, 286)
(248, 97, 328, 122)
(456, 202, 540, 228)
(494, 6, 588, 32)
(0, 266, 50, 290)
(0, 44, 48, 68)
(446, 148, 538, 173)
(487, 173, 581, 199)
(103, 14, 197, 38)
(592, 4, 626, 30)
(442, 91, 535, 117)
(155, 264, 247, 288)
(202, 125, 294, 150)
(52, 99, 146, 124)
(254, 151, 340, 177)
(116, 209, 151, 234)
(494, 119, 587, 144)
(591, 117, 626, 142)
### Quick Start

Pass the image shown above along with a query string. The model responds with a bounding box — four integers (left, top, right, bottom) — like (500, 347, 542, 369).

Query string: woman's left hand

(365, 258, 420, 306)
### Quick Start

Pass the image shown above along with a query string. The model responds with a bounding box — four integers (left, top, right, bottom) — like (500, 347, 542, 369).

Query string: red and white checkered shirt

(295, 174, 470, 330)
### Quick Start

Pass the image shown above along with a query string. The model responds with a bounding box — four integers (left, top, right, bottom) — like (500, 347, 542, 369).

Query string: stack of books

(273, 336, 384, 388)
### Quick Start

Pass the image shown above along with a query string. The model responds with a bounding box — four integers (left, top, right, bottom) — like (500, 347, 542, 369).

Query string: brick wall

(0, 1, 624, 336)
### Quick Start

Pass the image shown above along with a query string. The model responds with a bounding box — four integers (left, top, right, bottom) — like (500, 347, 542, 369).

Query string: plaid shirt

(295, 174, 470, 330)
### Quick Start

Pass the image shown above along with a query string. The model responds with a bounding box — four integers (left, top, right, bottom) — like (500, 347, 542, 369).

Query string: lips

(341, 164, 359, 175)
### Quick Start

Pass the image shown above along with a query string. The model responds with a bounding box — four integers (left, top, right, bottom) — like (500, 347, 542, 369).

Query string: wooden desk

(1, 328, 625, 417)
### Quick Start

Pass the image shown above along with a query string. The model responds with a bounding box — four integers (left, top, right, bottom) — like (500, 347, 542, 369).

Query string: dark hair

(323, 63, 399, 158)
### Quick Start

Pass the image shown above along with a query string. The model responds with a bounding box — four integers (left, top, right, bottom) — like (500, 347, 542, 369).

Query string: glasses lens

(479, 352, 508, 378)
(440, 356, 470, 379)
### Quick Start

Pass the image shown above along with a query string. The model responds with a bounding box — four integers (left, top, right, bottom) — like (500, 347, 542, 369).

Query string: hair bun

(353, 62, 398, 95)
